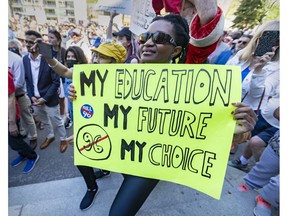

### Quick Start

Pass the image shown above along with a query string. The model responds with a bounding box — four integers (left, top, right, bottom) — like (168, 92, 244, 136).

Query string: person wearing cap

(112, 27, 140, 63)
(91, 40, 127, 64)
(36, 39, 126, 210)
(66, 28, 92, 63)
(106, 12, 139, 64)
(214, 34, 253, 65)
(14, 31, 29, 56)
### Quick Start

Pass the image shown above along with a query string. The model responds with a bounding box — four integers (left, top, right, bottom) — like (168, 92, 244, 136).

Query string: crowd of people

(8, 0, 280, 216)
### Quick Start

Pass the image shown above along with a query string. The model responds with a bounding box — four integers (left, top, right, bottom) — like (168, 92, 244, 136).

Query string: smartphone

(254, 30, 279, 56)
(38, 41, 53, 59)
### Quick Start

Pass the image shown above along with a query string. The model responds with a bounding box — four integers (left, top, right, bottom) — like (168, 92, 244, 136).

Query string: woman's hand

(252, 46, 278, 73)
(29, 38, 43, 53)
(68, 84, 77, 102)
(232, 102, 257, 135)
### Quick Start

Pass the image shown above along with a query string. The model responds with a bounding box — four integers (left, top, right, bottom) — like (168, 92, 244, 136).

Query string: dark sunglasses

(138, 31, 177, 46)
(8, 47, 20, 54)
(25, 40, 35, 45)
(237, 40, 248, 45)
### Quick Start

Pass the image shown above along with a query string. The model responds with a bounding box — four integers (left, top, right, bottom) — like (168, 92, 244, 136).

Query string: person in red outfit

(181, 0, 224, 64)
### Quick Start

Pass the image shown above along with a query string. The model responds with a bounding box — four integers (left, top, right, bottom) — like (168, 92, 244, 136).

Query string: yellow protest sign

(73, 63, 241, 199)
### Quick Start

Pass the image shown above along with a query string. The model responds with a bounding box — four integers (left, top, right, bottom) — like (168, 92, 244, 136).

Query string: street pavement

(8, 124, 280, 216)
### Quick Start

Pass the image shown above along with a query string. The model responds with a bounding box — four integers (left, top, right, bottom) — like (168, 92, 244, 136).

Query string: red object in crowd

(8, 68, 20, 121)
(152, 0, 182, 15)
(186, 7, 224, 64)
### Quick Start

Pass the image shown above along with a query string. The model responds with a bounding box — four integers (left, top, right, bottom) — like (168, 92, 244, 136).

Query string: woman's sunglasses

(237, 40, 248, 45)
(138, 31, 177, 46)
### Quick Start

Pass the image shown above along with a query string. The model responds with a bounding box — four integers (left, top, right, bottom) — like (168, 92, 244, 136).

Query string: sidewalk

(8, 166, 279, 216)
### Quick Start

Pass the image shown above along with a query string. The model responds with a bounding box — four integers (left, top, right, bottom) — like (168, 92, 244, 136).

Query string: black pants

(77, 165, 97, 189)
(109, 174, 159, 216)
(77, 167, 159, 216)
(8, 121, 37, 159)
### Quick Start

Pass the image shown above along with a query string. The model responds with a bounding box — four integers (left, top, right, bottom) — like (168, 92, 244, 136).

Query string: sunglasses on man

(25, 40, 36, 45)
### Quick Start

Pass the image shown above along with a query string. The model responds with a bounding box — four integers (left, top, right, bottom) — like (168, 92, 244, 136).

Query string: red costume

(152, 0, 182, 15)
(186, 7, 224, 64)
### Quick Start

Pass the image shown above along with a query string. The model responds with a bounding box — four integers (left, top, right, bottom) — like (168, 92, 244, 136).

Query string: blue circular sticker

(80, 104, 94, 119)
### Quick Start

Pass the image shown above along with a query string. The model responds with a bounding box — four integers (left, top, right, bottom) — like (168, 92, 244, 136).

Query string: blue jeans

(64, 78, 73, 122)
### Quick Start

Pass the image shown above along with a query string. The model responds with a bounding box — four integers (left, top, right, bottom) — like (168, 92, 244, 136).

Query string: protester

(107, 12, 140, 63)
(112, 27, 140, 63)
(66, 28, 92, 63)
(207, 31, 230, 63)
(8, 50, 38, 150)
(63, 46, 89, 132)
(227, 20, 280, 169)
(67, 12, 257, 216)
(8, 68, 39, 173)
(8, 39, 22, 56)
(10, 37, 44, 130)
(23, 30, 68, 153)
(48, 29, 70, 128)
(14, 31, 29, 56)
(214, 34, 253, 65)
(236, 107, 279, 216)
(23, 1, 258, 214)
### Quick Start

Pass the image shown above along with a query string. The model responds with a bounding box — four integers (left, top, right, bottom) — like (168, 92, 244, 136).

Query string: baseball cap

(112, 27, 132, 40)
(91, 40, 127, 63)
(70, 28, 81, 36)
(15, 31, 26, 40)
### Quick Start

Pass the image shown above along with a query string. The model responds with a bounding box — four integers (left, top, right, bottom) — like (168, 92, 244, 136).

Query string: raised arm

(45, 57, 73, 79)
(186, 0, 218, 26)
(32, 39, 73, 79)
(183, 0, 224, 64)
(106, 11, 119, 40)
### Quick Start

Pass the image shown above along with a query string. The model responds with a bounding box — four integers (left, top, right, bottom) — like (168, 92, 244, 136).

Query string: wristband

(48, 58, 59, 69)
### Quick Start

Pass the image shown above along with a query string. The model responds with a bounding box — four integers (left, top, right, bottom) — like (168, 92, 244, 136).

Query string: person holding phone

(227, 20, 280, 170)
(23, 30, 68, 153)
(38, 40, 127, 211)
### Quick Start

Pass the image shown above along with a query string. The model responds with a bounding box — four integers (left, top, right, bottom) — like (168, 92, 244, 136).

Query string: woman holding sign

(67, 14, 256, 216)
(39, 2, 257, 216)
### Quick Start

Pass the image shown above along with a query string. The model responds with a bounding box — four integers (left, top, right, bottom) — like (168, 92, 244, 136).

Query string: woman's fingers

(68, 84, 77, 102)
(232, 102, 258, 134)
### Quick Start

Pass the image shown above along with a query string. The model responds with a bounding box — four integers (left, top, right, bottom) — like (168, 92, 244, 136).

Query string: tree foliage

(232, 0, 264, 29)
(232, 0, 279, 29)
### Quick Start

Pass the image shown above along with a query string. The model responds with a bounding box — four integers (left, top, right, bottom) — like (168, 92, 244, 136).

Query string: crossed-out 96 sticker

(80, 104, 94, 119)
